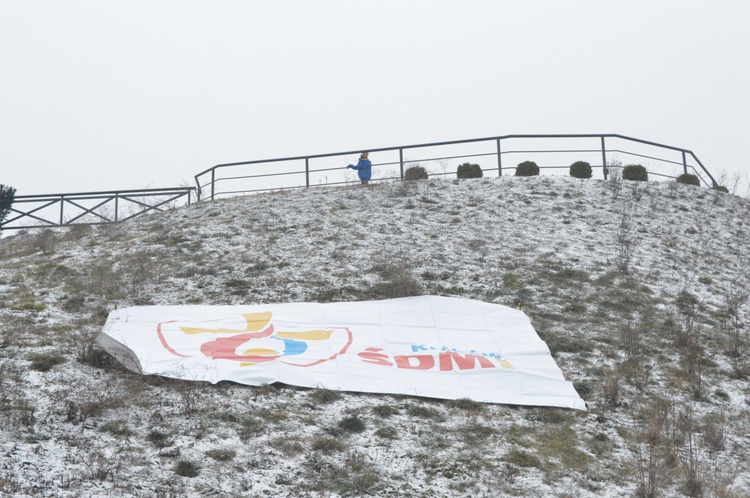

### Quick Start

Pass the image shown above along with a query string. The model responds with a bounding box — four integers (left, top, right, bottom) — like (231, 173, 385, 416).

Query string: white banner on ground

(96, 296, 586, 410)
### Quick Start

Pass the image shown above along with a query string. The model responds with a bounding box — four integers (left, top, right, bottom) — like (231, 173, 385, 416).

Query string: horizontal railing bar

(606, 149, 685, 167)
(647, 171, 675, 180)
(14, 186, 195, 200)
(401, 152, 497, 163)
(499, 148, 602, 155)
(215, 170, 305, 182)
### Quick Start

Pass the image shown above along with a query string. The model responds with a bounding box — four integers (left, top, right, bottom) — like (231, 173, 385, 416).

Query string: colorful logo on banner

(157, 312, 353, 367)
(156, 311, 513, 372)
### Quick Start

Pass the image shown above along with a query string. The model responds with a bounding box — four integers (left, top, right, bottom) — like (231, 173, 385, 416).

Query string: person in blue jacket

(347, 152, 372, 185)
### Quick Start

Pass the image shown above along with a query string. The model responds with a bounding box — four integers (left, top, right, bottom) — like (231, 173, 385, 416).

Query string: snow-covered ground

(1, 175, 749, 497)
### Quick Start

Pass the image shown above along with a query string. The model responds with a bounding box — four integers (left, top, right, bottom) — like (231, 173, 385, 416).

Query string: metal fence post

(59, 195, 64, 226)
(496, 138, 503, 176)
(601, 136, 609, 180)
(305, 158, 310, 188)
(399, 148, 404, 180)
(115, 193, 119, 222)
(682, 150, 688, 175)
(211, 169, 216, 201)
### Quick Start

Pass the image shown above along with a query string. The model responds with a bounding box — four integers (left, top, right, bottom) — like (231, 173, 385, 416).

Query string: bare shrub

(720, 278, 748, 360)
(66, 260, 124, 301)
(608, 159, 623, 200)
(616, 205, 636, 274)
(78, 449, 120, 482)
(447, 397, 485, 413)
(238, 416, 265, 441)
(100, 419, 133, 437)
(301, 450, 383, 496)
(174, 381, 201, 415)
(174, 459, 200, 478)
(459, 420, 497, 446)
(205, 448, 236, 461)
(675, 290, 706, 399)
(367, 253, 424, 299)
(338, 415, 366, 433)
(375, 426, 398, 439)
(336, 451, 383, 496)
(701, 411, 726, 454)
(385, 179, 418, 198)
(312, 436, 345, 454)
(505, 448, 541, 469)
(407, 404, 445, 421)
(269, 437, 306, 457)
(62, 376, 127, 423)
(35, 229, 59, 255)
(67, 326, 115, 369)
(121, 251, 162, 303)
(601, 368, 622, 408)
(146, 429, 175, 451)
(309, 388, 342, 405)
(620, 318, 642, 361)
(27, 351, 66, 372)
(677, 407, 706, 497)
(63, 224, 92, 242)
(372, 404, 399, 418)
(0, 361, 36, 428)
(0, 313, 35, 348)
(631, 396, 678, 498)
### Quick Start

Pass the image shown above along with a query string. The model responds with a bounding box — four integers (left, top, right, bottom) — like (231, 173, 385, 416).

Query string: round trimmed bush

(712, 185, 729, 193)
(569, 161, 592, 179)
(515, 161, 540, 177)
(622, 164, 648, 182)
(456, 163, 483, 179)
(404, 165, 428, 181)
(676, 173, 700, 186)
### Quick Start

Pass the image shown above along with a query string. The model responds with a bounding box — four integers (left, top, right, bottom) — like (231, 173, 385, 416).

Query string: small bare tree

(608, 159, 623, 200)
(677, 406, 706, 497)
(720, 277, 749, 362)
(616, 204, 636, 274)
(675, 290, 705, 399)
(632, 396, 676, 498)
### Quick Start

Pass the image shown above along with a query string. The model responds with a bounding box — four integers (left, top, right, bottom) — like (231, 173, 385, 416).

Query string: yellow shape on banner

(180, 312, 272, 335)
(242, 348, 279, 356)
(498, 358, 515, 369)
(276, 330, 333, 341)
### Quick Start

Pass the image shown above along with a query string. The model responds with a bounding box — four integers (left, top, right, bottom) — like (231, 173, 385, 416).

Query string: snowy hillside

(1, 176, 749, 497)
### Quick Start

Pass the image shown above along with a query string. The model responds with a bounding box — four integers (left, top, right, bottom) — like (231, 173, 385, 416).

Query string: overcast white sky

(2, 0, 749, 196)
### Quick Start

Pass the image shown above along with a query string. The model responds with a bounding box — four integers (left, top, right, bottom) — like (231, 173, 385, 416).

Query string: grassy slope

(1, 176, 749, 497)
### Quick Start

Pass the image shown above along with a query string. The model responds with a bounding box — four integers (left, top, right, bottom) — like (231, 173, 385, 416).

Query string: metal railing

(1, 187, 195, 231)
(193, 133, 718, 201)
(1, 133, 717, 231)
